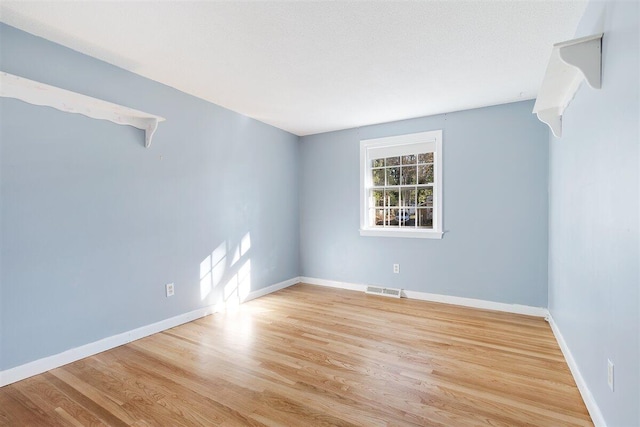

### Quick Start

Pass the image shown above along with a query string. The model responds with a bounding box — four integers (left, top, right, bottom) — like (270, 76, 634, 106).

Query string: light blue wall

(0, 24, 300, 370)
(548, 1, 639, 426)
(299, 101, 549, 307)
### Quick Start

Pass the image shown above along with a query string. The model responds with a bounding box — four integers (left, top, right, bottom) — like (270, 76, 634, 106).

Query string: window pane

(373, 209, 385, 226)
(416, 208, 433, 228)
(372, 189, 384, 207)
(385, 156, 400, 166)
(396, 208, 411, 225)
(417, 187, 433, 206)
(386, 167, 400, 186)
(402, 154, 417, 165)
(372, 158, 384, 168)
(418, 152, 434, 163)
(400, 188, 416, 207)
(372, 168, 385, 186)
(388, 209, 399, 227)
(385, 189, 399, 207)
(418, 164, 434, 184)
(400, 166, 417, 185)
(375, 209, 395, 227)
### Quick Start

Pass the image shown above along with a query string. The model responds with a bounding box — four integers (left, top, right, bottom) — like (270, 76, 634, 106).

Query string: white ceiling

(0, 1, 587, 136)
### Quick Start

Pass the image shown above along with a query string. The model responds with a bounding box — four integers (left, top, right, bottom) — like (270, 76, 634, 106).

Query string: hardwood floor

(0, 283, 592, 426)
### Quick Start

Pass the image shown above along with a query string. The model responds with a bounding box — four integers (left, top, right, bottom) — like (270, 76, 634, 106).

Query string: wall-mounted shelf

(532, 33, 603, 137)
(0, 71, 165, 147)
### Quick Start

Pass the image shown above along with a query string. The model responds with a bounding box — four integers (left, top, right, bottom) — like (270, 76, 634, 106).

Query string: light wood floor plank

(0, 283, 592, 426)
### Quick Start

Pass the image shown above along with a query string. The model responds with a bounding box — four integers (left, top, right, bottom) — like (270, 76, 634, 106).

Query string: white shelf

(532, 33, 603, 137)
(0, 71, 165, 147)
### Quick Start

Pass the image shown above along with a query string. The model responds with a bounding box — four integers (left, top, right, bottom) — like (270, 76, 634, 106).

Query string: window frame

(359, 130, 443, 239)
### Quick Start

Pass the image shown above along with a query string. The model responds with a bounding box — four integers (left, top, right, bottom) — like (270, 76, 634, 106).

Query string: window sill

(359, 228, 444, 239)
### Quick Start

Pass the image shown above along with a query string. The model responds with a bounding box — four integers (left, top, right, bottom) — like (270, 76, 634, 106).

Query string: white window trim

(359, 130, 443, 239)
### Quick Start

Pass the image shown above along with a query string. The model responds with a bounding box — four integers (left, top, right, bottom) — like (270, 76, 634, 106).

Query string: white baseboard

(0, 276, 300, 387)
(403, 289, 548, 317)
(243, 276, 300, 302)
(300, 276, 369, 293)
(299, 276, 548, 317)
(547, 314, 607, 427)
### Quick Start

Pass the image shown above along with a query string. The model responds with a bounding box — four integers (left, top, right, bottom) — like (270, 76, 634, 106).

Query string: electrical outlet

(166, 283, 175, 297)
(393, 264, 400, 274)
(607, 359, 614, 391)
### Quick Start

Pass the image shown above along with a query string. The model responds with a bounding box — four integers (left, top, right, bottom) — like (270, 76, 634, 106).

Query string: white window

(360, 130, 443, 239)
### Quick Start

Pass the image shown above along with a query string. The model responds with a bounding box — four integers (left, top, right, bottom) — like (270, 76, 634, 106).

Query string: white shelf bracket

(558, 36, 602, 90)
(144, 118, 160, 148)
(536, 107, 563, 139)
(533, 33, 603, 137)
(0, 71, 165, 147)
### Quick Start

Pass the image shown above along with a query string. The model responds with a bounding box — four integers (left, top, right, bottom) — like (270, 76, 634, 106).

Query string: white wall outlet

(393, 264, 400, 274)
(607, 359, 614, 391)
(166, 283, 175, 297)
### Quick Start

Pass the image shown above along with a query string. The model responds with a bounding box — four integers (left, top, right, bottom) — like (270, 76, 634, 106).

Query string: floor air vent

(365, 286, 402, 298)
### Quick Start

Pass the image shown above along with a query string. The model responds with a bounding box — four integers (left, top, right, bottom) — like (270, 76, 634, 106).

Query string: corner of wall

(547, 314, 607, 427)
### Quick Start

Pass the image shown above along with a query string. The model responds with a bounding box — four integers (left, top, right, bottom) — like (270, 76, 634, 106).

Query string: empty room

(0, 1, 638, 426)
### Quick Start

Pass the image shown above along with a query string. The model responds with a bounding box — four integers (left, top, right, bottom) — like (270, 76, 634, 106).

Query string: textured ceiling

(0, 1, 587, 136)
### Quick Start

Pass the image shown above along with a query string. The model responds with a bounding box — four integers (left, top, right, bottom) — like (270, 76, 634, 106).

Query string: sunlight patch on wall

(221, 259, 252, 306)
(202, 232, 252, 310)
(200, 241, 227, 300)
(241, 232, 251, 256)
(238, 259, 251, 301)
(230, 246, 240, 267)
(211, 243, 227, 288)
